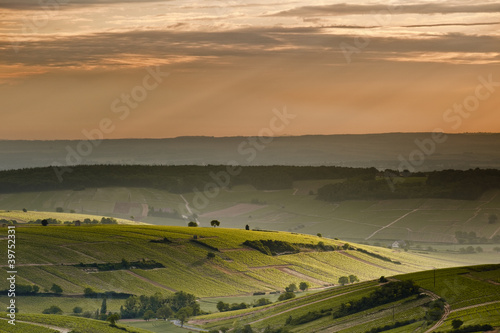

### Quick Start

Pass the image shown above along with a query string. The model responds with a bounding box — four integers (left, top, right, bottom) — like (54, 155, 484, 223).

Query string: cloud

(2, 27, 500, 75)
(4, 28, 500, 70)
(271, 3, 500, 17)
(402, 21, 500, 28)
(0, 0, 171, 10)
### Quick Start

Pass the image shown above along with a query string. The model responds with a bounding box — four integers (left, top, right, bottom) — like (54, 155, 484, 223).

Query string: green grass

(0, 209, 142, 225)
(0, 313, 152, 333)
(0, 319, 59, 333)
(123, 319, 193, 333)
(196, 264, 500, 333)
(0, 296, 125, 315)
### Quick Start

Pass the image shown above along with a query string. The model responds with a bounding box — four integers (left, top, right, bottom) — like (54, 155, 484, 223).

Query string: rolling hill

(192, 264, 500, 333)
(0, 225, 481, 314)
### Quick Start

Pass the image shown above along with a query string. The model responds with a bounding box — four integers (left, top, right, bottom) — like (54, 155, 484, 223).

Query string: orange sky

(1, 0, 499, 139)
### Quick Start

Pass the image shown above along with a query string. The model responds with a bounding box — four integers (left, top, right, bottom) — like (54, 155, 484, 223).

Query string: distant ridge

(1, 133, 500, 171)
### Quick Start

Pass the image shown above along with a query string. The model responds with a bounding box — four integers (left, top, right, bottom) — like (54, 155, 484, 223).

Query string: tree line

(317, 168, 500, 202)
(0, 165, 375, 193)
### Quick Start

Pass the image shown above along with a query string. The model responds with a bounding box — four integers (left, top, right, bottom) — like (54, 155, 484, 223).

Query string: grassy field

(0, 313, 152, 333)
(0, 209, 143, 225)
(1, 186, 499, 247)
(0, 224, 476, 317)
(196, 264, 500, 333)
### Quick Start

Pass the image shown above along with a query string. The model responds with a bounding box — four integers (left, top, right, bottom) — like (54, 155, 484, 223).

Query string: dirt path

(220, 248, 253, 252)
(276, 267, 329, 285)
(180, 194, 199, 223)
(365, 209, 418, 240)
(338, 251, 403, 273)
(423, 294, 450, 333)
(126, 270, 177, 292)
(451, 300, 500, 313)
(0, 318, 71, 333)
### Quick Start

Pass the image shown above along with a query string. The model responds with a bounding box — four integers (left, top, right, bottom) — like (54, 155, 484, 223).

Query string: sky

(1, 0, 499, 140)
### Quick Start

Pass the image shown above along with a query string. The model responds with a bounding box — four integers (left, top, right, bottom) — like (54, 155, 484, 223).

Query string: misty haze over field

(1, 133, 500, 171)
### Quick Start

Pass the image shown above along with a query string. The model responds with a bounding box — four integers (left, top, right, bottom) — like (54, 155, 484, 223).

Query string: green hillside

(195, 264, 500, 333)
(0, 313, 151, 333)
(0, 225, 478, 317)
(0, 209, 144, 225)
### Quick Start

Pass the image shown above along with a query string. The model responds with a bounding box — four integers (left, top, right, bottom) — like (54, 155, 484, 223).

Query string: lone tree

(245, 224, 250, 230)
(50, 283, 63, 294)
(299, 282, 310, 292)
(207, 252, 216, 259)
(452, 319, 464, 329)
(188, 221, 198, 227)
(210, 220, 220, 227)
(285, 283, 297, 293)
(41, 219, 49, 226)
(73, 306, 83, 314)
(107, 313, 120, 326)
(338, 276, 349, 285)
(349, 275, 359, 283)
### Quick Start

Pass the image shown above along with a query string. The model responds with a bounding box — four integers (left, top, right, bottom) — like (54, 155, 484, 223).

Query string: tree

(489, 214, 498, 224)
(73, 306, 83, 314)
(476, 246, 483, 253)
(349, 275, 359, 283)
(176, 307, 193, 327)
(207, 252, 216, 259)
(50, 283, 63, 294)
(242, 325, 254, 333)
(22, 208, 27, 212)
(285, 283, 297, 293)
(56, 207, 64, 212)
(217, 301, 229, 312)
(107, 313, 120, 326)
(254, 298, 272, 307)
(278, 292, 295, 301)
(188, 221, 197, 227)
(210, 220, 220, 227)
(41, 219, 49, 226)
(317, 233, 322, 237)
(299, 282, 310, 292)
(452, 319, 464, 329)
(338, 276, 349, 285)
(342, 243, 350, 250)
(143, 310, 155, 321)
(156, 305, 173, 320)
(245, 224, 250, 230)
(42, 305, 63, 314)
(100, 298, 107, 316)
(84, 287, 95, 297)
